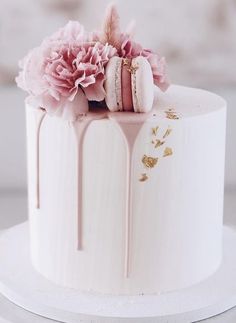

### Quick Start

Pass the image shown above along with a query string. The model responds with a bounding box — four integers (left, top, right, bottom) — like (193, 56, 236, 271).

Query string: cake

(17, 5, 226, 296)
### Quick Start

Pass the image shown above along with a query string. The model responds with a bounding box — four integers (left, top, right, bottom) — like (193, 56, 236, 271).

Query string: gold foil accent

(154, 139, 165, 148)
(163, 127, 172, 139)
(142, 155, 158, 168)
(165, 109, 179, 120)
(167, 114, 179, 120)
(123, 58, 130, 66)
(152, 126, 159, 136)
(139, 173, 148, 182)
(139, 121, 174, 182)
(128, 63, 139, 74)
(163, 147, 173, 157)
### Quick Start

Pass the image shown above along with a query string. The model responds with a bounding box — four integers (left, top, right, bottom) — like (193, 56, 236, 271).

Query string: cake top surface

(26, 84, 226, 123)
(153, 85, 226, 120)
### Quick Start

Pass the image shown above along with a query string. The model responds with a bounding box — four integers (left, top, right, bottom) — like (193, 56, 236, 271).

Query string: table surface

(0, 190, 236, 323)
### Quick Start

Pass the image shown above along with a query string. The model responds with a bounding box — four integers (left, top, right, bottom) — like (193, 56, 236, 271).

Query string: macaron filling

(121, 59, 133, 111)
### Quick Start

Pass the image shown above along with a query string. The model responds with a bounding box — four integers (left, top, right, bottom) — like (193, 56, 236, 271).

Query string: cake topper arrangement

(16, 3, 169, 120)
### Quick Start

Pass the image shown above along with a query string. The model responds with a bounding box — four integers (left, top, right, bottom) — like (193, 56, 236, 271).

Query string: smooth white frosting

(26, 85, 226, 295)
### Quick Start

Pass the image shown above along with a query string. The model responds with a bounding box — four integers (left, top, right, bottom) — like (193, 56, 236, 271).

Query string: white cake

(26, 85, 226, 295)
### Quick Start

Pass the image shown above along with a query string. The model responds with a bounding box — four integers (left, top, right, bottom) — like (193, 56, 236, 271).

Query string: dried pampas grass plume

(100, 3, 122, 50)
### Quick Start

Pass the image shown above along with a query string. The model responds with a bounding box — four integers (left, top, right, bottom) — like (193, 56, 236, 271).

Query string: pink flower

(140, 48, 169, 91)
(48, 20, 87, 42)
(16, 21, 117, 120)
(119, 35, 169, 91)
(98, 4, 169, 91)
(119, 35, 142, 58)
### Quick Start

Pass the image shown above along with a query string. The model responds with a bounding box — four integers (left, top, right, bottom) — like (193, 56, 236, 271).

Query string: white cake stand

(0, 222, 236, 323)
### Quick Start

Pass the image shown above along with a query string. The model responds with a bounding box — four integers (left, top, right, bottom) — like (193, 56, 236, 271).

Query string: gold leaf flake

(151, 139, 165, 148)
(172, 115, 179, 120)
(166, 114, 179, 120)
(152, 126, 159, 136)
(139, 173, 148, 182)
(163, 127, 172, 139)
(123, 58, 130, 66)
(127, 64, 139, 74)
(165, 110, 179, 120)
(142, 155, 158, 168)
(163, 147, 173, 157)
(154, 139, 165, 148)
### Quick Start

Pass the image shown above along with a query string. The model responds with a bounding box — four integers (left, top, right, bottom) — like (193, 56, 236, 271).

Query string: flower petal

(83, 77, 106, 101)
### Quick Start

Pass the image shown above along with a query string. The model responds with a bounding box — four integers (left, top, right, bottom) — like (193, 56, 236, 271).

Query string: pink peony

(119, 35, 169, 91)
(48, 20, 87, 42)
(16, 21, 117, 120)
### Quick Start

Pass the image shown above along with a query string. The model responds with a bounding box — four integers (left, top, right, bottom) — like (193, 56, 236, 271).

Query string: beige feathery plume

(100, 3, 122, 50)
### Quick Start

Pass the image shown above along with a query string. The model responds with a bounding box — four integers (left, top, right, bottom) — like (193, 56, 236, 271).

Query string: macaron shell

(131, 56, 154, 113)
(105, 57, 123, 112)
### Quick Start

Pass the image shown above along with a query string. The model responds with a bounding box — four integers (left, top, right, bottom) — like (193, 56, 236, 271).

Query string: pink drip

(73, 119, 91, 250)
(34, 105, 151, 277)
(34, 106, 152, 276)
(36, 110, 46, 209)
(109, 113, 147, 277)
(73, 112, 107, 250)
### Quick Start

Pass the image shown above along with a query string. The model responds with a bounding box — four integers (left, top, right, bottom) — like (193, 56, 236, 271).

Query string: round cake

(26, 85, 226, 295)
(14, 3, 227, 301)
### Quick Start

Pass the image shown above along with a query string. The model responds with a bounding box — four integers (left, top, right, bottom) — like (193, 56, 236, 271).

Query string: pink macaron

(105, 56, 154, 113)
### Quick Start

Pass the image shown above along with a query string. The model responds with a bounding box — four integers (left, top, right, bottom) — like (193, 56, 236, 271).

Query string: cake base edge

(0, 221, 235, 322)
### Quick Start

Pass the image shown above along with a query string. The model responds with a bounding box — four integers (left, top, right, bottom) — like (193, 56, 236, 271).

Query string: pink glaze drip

(35, 105, 151, 275)
(36, 110, 46, 209)
(121, 59, 133, 111)
(108, 112, 150, 277)
(35, 106, 152, 275)
(73, 111, 107, 250)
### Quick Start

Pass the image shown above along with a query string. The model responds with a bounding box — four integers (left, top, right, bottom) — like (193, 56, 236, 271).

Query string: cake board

(0, 222, 236, 323)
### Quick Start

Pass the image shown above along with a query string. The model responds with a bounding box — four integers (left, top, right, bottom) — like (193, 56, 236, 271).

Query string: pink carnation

(49, 20, 87, 42)
(16, 21, 117, 120)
